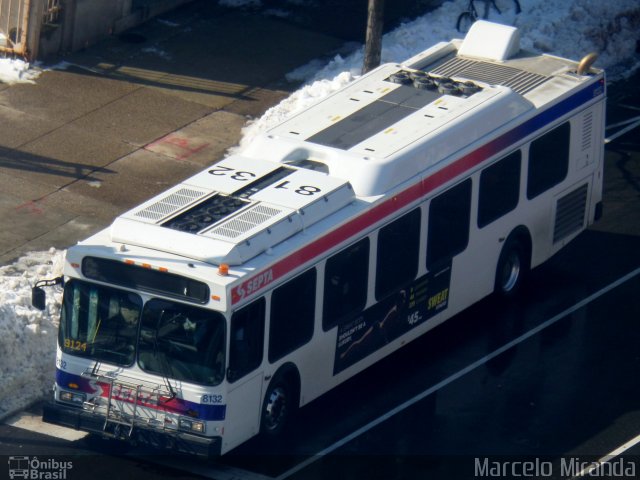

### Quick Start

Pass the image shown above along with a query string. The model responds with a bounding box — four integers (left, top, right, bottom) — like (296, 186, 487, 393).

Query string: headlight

(179, 418, 206, 434)
(59, 390, 86, 406)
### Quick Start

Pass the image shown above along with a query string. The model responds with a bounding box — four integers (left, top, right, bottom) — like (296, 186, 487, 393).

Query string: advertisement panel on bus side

(334, 263, 452, 374)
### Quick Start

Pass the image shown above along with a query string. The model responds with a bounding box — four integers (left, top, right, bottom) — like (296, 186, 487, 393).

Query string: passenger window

(376, 208, 420, 300)
(427, 179, 471, 270)
(323, 238, 369, 330)
(527, 122, 570, 199)
(478, 150, 521, 228)
(269, 268, 316, 363)
(228, 298, 265, 383)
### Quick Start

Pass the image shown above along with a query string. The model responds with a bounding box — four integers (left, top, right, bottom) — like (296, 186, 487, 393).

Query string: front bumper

(42, 401, 222, 456)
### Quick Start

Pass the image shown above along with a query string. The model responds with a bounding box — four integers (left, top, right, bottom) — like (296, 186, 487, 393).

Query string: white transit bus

(34, 21, 605, 455)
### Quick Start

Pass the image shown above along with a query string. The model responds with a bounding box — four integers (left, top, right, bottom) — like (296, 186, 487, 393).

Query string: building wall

(35, 0, 193, 59)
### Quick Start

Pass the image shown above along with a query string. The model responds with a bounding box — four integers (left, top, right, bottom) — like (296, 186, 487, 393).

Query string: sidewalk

(0, 1, 345, 265)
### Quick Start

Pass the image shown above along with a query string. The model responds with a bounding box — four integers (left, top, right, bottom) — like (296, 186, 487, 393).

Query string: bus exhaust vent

(134, 187, 209, 222)
(430, 57, 549, 95)
(205, 204, 285, 239)
(554, 184, 588, 243)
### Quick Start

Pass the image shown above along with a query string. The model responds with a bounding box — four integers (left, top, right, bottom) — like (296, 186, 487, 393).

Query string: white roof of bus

(76, 22, 602, 275)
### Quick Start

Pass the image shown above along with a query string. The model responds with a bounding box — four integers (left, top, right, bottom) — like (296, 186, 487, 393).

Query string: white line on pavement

(570, 432, 640, 479)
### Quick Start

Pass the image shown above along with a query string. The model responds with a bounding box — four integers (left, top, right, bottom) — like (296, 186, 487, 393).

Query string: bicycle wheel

(456, 11, 476, 33)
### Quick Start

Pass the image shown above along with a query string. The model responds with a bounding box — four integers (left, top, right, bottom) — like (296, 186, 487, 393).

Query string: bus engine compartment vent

(553, 184, 588, 243)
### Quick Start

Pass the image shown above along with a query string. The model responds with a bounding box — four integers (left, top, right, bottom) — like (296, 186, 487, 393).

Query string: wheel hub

(264, 386, 287, 432)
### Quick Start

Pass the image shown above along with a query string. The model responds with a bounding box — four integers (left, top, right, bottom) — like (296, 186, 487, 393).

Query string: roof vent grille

(205, 204, 285, 239)
(430, 57, 549, 95)
(134, 188, 208, 221)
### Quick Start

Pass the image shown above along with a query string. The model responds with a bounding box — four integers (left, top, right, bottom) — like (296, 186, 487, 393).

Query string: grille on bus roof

(205, 204, 285, 239)
(430, 57, 549, 95)
(134, 188, 208, 221)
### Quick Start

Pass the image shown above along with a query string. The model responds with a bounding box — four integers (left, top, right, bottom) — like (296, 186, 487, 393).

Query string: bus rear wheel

(495, 237, 529, 297)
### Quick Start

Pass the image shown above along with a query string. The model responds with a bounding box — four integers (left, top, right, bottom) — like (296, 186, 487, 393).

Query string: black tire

(495, 238, 528, 297)
(260, 377, 295, 437)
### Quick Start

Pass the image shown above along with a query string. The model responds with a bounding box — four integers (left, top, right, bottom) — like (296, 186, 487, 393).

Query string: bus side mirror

(32, 286, 47, 310)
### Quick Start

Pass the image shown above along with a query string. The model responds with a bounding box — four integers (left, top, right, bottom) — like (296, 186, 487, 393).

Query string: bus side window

(375, 208, 420, 300)
(527, 121, 570, 199)
(228, 298, 265, 383)
(323, 238, 370, 331)
(427, 179, 472, 270)
(478, 150, 521, 228)
(269, 268, 316, 363)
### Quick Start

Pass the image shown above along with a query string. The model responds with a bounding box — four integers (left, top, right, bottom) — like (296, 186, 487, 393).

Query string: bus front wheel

(260, 375, 297, 437)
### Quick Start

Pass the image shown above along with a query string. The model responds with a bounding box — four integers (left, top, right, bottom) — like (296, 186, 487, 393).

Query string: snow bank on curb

(0, 58, 41, 85)
(0, 249, 64, 420)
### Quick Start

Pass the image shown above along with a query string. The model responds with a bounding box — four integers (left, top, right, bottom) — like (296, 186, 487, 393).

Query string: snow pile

(0, 249, 64, 418)
(0, 57, 41, 85)
(0, 0, 639, 418)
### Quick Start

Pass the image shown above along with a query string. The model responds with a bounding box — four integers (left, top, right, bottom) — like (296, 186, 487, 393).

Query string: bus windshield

(60, 280, 226, 385)
(60, 280, 142, 366)
(138, 299, 226, 386)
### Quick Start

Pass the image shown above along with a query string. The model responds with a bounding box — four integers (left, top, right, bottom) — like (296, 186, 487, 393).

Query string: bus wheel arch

(260, 363, 300, 437)
(495, 226, 532, 297)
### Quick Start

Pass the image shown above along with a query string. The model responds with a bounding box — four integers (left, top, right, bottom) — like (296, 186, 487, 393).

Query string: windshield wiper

(154, 312, 177, 401)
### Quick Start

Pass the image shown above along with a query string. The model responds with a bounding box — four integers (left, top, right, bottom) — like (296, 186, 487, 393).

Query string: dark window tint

(269, 269, 316, 363)
(82, 256, 209, 304)
(527, 122, 570, 199)
(323, 238, 369, 330)
(376, 209, 420, 300)
(478, 151, 521, 228)
(229, 298, 265, 382)
(427, 179, 472, 270)
(138, 299, 226, 386)
(59, 280, 141, 367)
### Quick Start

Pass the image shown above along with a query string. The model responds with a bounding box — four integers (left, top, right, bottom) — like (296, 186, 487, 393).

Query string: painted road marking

(277, 266, 640, 480)
(569, 432, 640, 479)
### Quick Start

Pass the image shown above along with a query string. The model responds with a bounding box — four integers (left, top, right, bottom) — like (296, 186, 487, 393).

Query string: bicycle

(456, 0, 522, 33)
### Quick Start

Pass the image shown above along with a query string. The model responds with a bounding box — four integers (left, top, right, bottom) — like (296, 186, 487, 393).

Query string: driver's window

(228, 298, 265, 383)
